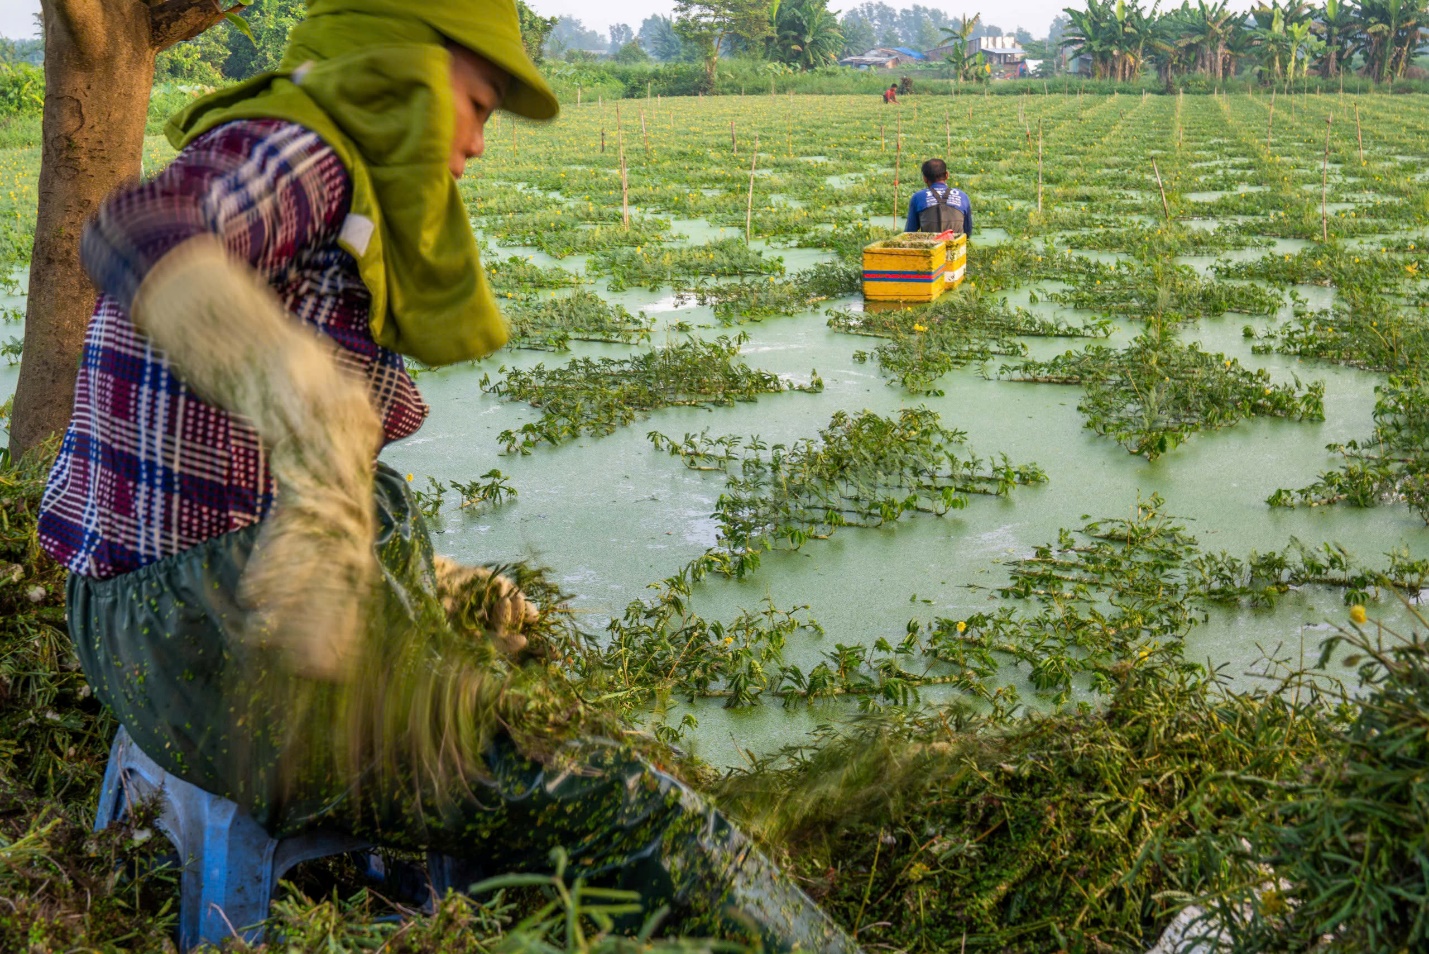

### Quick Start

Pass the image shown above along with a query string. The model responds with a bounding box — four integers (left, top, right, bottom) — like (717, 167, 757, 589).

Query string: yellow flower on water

(956, 620, 967, 633)
(405, 473, 414, 482)
(1350, 605, 1367, 625)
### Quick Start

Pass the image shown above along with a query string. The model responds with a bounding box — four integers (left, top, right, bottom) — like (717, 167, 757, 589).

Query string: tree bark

(9, 0, 228, 461)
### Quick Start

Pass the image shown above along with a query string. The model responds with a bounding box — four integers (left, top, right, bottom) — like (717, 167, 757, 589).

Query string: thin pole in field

(1152, 157, 1170, 224)
(617, 105, 630, 230)
(1266, 89, 1276, 149)
(1322, 112, 1333, 243)
(600, 127, 606, 153)
(880, 122, 885, 152)
(577, 86, 582, 106)
(731, 120, 738, 155)
(892, 127, 902, 229)
(1037, 118, 1043, 213)
(641, 110, 649, 158)
(745, 135, 759, 244)
(1355, 102, 1364, 164)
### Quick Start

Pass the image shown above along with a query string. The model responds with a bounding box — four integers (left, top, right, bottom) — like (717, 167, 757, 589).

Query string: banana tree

(1313, 0, 1359, 76)
(938, 13, 989, 82)
(1354, 0, 1429, 81)
(774, 0, 843, 69)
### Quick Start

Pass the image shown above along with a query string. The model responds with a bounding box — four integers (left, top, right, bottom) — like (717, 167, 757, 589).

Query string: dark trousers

(68, 464, 857, 951)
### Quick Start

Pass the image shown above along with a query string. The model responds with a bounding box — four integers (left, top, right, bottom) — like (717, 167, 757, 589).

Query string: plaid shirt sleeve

(80, 120, 351, 309)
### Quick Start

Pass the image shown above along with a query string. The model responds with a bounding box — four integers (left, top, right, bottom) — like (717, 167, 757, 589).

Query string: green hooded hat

(167, 0, 559, 367)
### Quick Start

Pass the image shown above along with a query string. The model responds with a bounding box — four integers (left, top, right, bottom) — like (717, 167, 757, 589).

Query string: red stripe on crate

(863, 269, 946, 282)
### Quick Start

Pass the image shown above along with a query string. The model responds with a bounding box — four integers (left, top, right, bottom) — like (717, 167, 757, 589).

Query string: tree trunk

(9, 0, 228, 461)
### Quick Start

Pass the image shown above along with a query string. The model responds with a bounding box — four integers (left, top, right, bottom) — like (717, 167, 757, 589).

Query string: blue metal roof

(890, 47, 927, 60)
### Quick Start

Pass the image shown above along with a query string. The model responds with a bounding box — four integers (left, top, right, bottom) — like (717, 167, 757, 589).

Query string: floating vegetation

(1066, 222, 1270, 258)
(491, 218, 678, 259)
(1004, 328, 1325, 459)
(829, 291, 1110, 395)
(1252, 297, 1429, 373)
(412, 469, 519, 521)
(690, 260, 860, 324)
(650, 407, 1047, 579)
(485, 255, 586, 293)
(1045, 258, 1284, 323)
(503, 289, 653, 351)
(1214, 240, 1429, 299)
(483, 334, 820, 453)
(1270, 375, 1429, 524)
(590, 239, 784, 292)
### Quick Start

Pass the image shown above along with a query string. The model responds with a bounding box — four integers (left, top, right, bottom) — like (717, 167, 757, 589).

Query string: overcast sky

(0, 0, 1268, 45)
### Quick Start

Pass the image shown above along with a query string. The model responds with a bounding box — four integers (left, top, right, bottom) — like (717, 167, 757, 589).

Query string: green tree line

(1062, 0, 1428, 85)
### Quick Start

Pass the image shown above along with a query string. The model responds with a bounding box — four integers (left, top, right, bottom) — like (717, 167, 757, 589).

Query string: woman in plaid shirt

(37, 1, 857, 948)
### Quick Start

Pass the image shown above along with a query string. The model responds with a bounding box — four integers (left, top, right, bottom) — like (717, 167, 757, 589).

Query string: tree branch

(147, 0, 236, 51)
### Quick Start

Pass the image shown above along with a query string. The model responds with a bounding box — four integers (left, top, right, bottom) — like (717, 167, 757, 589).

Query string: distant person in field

(883, 83, 899, 104)
(906, 157, 973, 235)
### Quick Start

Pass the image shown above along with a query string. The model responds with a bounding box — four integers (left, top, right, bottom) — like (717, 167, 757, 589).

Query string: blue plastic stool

(94, 725, 372, 951)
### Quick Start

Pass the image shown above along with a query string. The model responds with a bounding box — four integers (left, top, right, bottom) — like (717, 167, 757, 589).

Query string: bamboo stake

(1037, 118, 1044, 213)
(745, 135, 759, 244)
(641, 110, 649, 158)
(600, 127, 605, 153)
(1355, 102, 1364, 164)
(892, 128, 902, 228)
(1322, 112, 1333, 243)
(731, 120, 737, 155)
(1267, 89, 1276, 149)
(880, 123, 885, 152)
(1153, 157, 1170, 224)
(618, 121, 629, 230)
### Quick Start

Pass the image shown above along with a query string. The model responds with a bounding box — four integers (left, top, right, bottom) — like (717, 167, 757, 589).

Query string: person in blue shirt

(905, 158, 973, 235)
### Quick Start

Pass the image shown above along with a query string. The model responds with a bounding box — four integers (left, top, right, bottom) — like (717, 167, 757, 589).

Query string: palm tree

(774, 0, 844, 69)
(1354, 0, 1429, 81)
(1313, 0, 1359, 76)
(1062, 0, 1159, 82)
(1248, 1, 1313, 84)
(938, 13, 990, 82)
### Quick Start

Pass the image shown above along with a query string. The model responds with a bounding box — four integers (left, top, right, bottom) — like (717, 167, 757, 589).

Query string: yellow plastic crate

(862, 234, 949, 302)
(943, 233, 968, 290)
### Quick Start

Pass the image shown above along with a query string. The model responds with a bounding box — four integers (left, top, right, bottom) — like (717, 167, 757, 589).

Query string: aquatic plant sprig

(650, 407, 1047, 580)
(503, 289, 654, 352)
(1252, 296, 1429, 373)
(829, 291, 1111, 395)
(1047, 257, 1284, 324)
(1269, 374, 1429, 524)
(1003, 326, 1326, 459)
(590, 238, 785, 292)
(483, 334, 821, 453)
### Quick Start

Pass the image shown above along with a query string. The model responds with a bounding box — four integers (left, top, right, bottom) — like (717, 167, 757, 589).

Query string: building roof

(890, 47, 927, 60)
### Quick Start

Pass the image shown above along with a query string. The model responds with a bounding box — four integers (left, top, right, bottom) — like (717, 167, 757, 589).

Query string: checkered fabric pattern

(39, 119, 429, 579)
